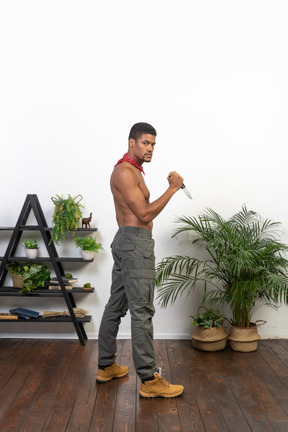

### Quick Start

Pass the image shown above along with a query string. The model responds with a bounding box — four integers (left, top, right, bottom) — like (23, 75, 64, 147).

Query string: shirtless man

(96, 123, 184, 398)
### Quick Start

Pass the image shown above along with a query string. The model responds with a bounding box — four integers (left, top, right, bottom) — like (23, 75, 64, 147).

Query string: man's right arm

(115, 169, 183, 225)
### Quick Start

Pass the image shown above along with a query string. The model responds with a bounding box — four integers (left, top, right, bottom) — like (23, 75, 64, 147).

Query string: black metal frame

(0, 194, 97, 345)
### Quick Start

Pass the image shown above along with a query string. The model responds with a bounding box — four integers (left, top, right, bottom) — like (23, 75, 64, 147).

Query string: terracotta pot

(191, 325, 228, 352)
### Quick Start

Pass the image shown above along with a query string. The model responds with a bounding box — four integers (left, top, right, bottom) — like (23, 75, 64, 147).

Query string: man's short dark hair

(129, 122, 157, 141)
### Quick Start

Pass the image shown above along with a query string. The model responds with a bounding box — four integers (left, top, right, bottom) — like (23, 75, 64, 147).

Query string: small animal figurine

(82, 212, 92, 229)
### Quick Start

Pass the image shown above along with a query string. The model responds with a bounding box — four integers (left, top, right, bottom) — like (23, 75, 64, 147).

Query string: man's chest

(138, 177, 150, 201)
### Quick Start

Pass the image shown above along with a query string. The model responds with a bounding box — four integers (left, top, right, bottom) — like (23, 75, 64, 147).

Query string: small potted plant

(20, 263, 51, 295)
(6, 262, 25, 288)
(6, 262, 51, 294)
(191, 307, 228, 351)
(23, 239, 39, 259)
(74, 235, 103, 260)
(50, 194, 85, 245)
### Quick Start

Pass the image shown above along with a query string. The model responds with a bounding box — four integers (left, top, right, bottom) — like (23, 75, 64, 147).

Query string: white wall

(0, 0, 288, 340)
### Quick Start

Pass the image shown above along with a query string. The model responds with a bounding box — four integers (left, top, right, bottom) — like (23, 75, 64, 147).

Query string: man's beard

(142, 154, 152, 163)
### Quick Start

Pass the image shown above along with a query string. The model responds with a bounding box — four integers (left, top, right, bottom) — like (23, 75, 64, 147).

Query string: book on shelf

(9, 308, 40, 319)
(48, 285, 73, 290)
(50, 276, 78, 284)
(0, 313, 18, 320)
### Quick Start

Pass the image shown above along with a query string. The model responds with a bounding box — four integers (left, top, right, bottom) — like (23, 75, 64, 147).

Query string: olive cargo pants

(98, 226, 158, 381)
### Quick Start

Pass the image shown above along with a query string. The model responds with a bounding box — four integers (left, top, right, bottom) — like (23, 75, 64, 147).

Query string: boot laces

(156, 374, 170, 387)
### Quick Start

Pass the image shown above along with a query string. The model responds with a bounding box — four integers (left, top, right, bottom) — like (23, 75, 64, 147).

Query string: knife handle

(168, 174, 186, 189)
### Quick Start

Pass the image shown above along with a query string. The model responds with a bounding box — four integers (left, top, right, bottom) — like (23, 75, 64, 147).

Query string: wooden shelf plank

(1, 257, 94, 263)
(0, 315, 92, 323)
(0, 226, 98, 232)
(0, 286, 94, 296)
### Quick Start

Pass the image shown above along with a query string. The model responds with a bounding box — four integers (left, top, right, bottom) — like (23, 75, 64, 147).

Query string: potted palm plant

(156, 206, 288, 352)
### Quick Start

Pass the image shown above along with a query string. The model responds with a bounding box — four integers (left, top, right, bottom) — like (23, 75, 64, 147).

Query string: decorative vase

(191, 325, 228, 352)
(25, 249, 38, 259)
(229, 323, 263, 352)
(81, 250, 94, 261)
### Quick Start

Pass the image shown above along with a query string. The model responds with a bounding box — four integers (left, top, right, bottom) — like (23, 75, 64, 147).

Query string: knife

(168, 173, 192, 199)
(181, 184, 192, 200)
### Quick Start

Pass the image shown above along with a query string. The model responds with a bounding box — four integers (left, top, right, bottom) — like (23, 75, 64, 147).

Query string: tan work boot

(96, 362, 129, 383)
(139, 372, 184, 398)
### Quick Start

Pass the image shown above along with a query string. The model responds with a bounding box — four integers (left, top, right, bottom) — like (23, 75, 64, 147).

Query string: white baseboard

(0, 331, 287, 340)
(87, 332, 192, 340)
(0, 331, 192, 340)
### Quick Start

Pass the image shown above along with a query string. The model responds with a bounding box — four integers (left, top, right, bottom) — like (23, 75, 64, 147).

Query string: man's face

(129, 133, 156, 164)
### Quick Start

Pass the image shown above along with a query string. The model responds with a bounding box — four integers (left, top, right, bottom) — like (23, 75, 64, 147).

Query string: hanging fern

(50, 194, 84, 245)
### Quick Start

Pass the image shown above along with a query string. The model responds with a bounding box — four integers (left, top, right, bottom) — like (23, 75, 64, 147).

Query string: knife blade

(181, 184, 192, 199)
(168, 173, 192, 199)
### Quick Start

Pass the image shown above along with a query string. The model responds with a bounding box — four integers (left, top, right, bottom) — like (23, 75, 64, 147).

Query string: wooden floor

(1, 339, 288, 432)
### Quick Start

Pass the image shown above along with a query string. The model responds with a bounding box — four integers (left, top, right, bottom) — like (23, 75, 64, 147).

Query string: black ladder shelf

(0, 194, 97, 345)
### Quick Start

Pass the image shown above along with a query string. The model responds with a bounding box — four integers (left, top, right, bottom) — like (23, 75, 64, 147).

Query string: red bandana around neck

(114, 153, 145, 175)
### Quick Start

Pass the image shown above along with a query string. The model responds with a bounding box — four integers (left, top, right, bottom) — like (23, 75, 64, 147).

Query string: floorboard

(1, 338, 288, 431)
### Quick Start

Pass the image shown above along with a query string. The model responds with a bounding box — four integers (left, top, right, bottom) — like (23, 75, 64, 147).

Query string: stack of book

(48, 276, 78, 291)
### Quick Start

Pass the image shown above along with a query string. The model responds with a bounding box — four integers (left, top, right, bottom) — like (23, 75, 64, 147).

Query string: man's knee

(105, 301, 128, 319)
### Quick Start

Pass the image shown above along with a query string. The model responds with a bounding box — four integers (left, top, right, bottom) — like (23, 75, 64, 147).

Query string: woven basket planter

(11, 273, 23, 289)
(191, 325, 228, 352)
(51, 195, 82, 230)
(229, 323, 261, 352)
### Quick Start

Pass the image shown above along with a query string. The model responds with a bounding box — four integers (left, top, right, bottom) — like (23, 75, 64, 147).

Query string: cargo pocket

(129, 269, 155, 304)
(118, 237, 136, 251)
(142, 240, 155, 271)
(143, 242, 154, 258)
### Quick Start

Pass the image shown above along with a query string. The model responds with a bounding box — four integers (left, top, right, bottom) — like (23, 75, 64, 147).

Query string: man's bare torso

(110, 162, 153, 231)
